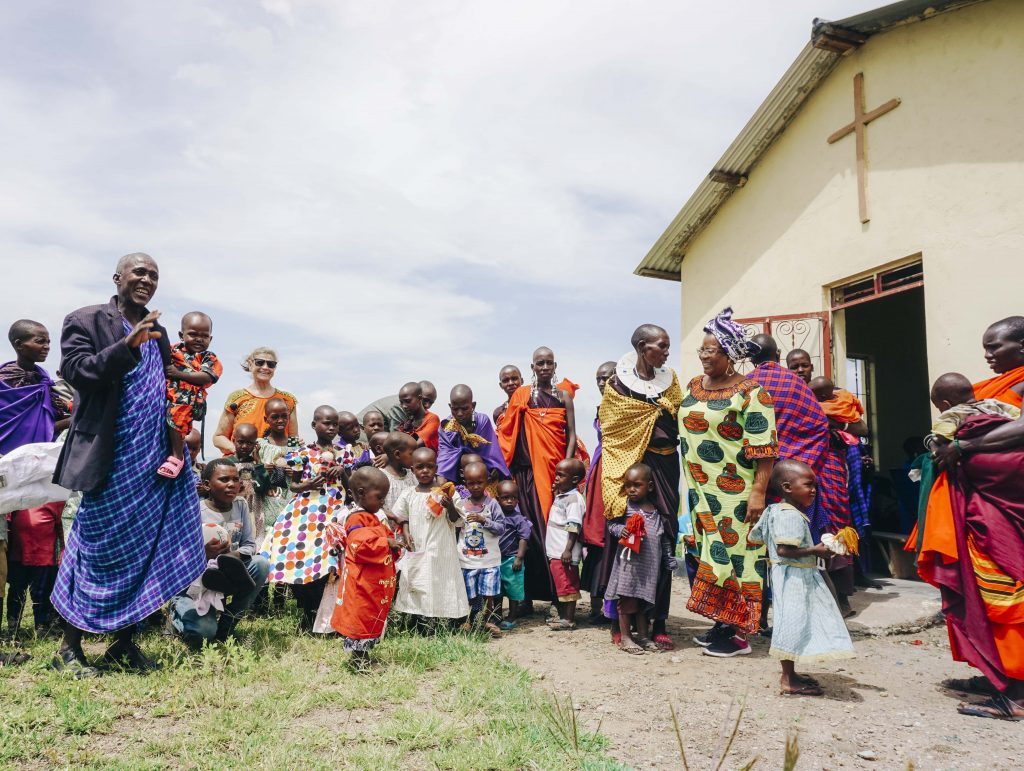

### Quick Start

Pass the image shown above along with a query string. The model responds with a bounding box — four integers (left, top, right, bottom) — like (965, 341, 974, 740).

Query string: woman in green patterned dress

(681, 308, 778, 658)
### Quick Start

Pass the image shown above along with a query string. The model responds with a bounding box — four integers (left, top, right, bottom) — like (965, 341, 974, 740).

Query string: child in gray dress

(605, 463, 676, 655)
(749, 460, 854, 696)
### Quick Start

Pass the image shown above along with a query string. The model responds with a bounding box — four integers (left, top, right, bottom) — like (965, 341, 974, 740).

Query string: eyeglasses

(253, 359, 278, 369)
(696, 347, 724, 356)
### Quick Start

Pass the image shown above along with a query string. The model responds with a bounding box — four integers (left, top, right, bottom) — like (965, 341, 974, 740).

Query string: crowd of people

(0, 252, 1021, 719)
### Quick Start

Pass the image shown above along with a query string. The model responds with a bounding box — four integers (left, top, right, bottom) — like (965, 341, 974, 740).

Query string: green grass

(0, 612, 618, 770)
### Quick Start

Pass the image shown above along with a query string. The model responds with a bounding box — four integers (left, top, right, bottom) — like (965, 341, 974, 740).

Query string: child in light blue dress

(749, 459, 854, 696)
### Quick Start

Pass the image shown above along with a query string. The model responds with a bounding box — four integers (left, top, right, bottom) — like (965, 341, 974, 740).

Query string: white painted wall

(674, 0, 1024, 389)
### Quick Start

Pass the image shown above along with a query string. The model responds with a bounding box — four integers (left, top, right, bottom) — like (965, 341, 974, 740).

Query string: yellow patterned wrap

(599, 372, 682, 521)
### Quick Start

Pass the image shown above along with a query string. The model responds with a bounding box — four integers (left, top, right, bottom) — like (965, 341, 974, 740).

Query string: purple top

(498, 506, 533, 558)
(584, 413, 602, 485)
(437, 410, 511, 481)
(0, 362, 57, 454)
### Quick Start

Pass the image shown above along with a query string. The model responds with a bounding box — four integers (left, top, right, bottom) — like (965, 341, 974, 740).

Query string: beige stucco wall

(676, 0, 1024, 390)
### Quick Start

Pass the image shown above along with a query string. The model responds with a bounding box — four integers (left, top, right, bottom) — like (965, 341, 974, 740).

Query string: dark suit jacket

(53, 296, 170, 493)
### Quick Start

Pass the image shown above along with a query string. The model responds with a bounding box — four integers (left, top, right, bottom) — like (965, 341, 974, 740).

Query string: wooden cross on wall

(827, 72, 901, 224)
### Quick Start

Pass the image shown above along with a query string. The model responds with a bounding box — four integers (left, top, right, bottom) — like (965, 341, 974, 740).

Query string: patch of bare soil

(493, 582, 1021, 770)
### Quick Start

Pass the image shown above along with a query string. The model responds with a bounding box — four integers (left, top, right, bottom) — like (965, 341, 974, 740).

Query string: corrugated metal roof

(635, 0, 988, 280)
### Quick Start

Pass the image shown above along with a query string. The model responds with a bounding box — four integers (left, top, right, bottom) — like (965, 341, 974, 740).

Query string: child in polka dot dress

(261, 405, 349, 630)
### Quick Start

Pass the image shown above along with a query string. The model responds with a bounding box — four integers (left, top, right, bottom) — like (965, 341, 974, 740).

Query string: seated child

(437, 384, 511, 483)
(261, 405, 348, 631)
(397, 382, 441, 451)
(159, 312, 222, 479)
(605, 463, 675, 655)
(169, 459, 271, 649)
(392, 447, 470, 628)
(927, 372, 1020, 445)
(748, 460, 854, 695)
(330, 466, 401, 670)
(545, 458, 586, 631)
(495, 479, 531, 630)
(453, 461, 506, 634)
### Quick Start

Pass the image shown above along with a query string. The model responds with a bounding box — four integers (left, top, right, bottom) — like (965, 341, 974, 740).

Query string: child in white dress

(749, 459, 854, 696)
(391, 447, 470, 628)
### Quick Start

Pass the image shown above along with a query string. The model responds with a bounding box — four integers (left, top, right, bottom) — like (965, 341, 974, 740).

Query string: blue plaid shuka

(51, 324, 205, 633)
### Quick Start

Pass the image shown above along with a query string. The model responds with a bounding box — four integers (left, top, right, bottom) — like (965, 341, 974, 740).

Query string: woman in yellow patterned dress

(681, 308, 777, 658)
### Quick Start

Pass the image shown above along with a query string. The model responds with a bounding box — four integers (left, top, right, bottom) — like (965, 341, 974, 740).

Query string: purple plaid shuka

(51, 324, 205, 633)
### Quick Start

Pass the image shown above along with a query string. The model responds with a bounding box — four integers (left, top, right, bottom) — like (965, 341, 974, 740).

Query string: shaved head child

(454, 461, 507, 635)
(391, 447, 470, 629)
(927, 372, 1020, 446)
(159, 312, 222, 480)
(546, 458, 586, 629)
(437, 384, 511, 485)
(397, 382, 441, 451)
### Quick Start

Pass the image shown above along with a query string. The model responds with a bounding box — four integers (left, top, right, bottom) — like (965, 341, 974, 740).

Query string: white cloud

(0, 0, 877, 451)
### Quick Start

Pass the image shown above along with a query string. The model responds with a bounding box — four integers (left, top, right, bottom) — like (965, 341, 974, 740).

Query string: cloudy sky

(2, 0, 875, 451)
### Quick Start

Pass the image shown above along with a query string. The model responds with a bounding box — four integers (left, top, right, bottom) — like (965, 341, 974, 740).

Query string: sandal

(611, 631, 622, 646)
(156, 456, 185, 479)
(101, 641, 162, 673)
(50, 647, 99, 679)
(942, 676, 996, 696)
(484, 622, 503, 638)
(956, 694, 1024, 721)
(652, 633, 675, 651)
(547, 619, 576, 631)
(634, 637, 660, 652)
(0, 651, 31, 667)
(618, 640, 645, 655)
(781, 683, 824, 697)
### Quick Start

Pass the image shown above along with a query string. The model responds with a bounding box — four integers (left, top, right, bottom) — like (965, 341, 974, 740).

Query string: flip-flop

(942, 676, 996, 696)
(156, 456, 185, 479)
(652, 633, 675, 651)
(547, 619, 576, 631)
(781, 684, 824, 697)
(634, 637, 661, 652)
(957, 695, 1024, 721)
(618, 640, 645, 655)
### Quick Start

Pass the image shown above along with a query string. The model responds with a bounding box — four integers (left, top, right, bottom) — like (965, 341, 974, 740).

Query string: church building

(636, 0, 1022, 472)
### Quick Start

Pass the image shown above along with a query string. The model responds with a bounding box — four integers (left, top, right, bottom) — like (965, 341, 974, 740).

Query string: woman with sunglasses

(212, 347, 299, 455)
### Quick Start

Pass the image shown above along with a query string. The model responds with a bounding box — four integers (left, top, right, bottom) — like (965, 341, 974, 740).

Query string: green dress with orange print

(680, 376, 778, 634)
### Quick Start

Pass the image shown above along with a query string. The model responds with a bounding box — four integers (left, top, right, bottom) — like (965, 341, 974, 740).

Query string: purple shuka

(0, 362, 56, 454)
(437, 411, 511, 482)
(51, 323, 205, 633)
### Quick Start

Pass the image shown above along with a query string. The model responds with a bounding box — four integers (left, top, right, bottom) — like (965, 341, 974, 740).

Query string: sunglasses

(253, 359, 278, 369)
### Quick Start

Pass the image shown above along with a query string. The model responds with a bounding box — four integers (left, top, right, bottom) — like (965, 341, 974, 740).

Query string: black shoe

(216, 554, 256, 595)
(692, 623, 729, 647)
(703, 635, 752, 658)
(101, 641, 162, 673)
(50, 647, 99, 679)
(201, 567, 232, 593)
(0, 650, 32, 666)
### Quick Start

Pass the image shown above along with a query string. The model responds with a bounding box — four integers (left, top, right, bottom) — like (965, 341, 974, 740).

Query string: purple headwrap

(702, 307, 758, 361)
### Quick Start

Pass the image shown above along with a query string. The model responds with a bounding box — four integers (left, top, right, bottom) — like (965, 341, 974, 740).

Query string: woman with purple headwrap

(680, 308, 778, 658)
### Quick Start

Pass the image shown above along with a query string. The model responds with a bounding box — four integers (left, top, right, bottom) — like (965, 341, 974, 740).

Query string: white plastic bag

(0, 442, 71, 515)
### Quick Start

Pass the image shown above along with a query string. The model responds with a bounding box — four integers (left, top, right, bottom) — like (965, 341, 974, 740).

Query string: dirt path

(493, 582, 1020, 770)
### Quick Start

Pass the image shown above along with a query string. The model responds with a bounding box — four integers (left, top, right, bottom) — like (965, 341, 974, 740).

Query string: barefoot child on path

(748, 459, 854, 695)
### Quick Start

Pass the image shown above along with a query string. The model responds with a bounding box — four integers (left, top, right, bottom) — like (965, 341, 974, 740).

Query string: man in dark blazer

(50, 253, 205, 677)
